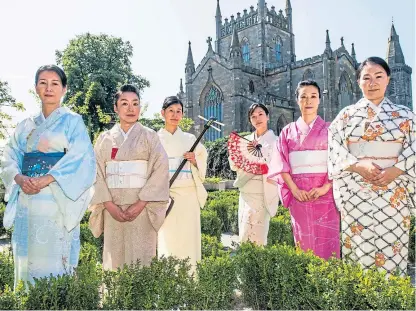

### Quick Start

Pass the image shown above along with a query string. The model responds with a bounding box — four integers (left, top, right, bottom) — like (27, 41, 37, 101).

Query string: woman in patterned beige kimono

(157, 96, 208, 273)
(89, 84, 169, 270)
(229, 103, 280, 245)
(328, 56, 415, 276)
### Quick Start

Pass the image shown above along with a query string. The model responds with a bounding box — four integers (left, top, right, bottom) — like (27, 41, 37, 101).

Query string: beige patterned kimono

(328, 97, 415, 276)
(89, 123, 169, 270)
(229, 130, 280, 245)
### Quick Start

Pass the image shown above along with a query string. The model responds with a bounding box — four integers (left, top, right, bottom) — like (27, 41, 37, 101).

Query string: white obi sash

(106, 160, 148, 189)
(289, 150, 328, 174)
(168, 157, 192, 180)
(349, 141, 402, 169)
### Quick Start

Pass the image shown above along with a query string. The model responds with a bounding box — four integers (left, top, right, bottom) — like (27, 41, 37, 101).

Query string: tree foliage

(0, 80, 25, 140)
(56, 33, 150, 138)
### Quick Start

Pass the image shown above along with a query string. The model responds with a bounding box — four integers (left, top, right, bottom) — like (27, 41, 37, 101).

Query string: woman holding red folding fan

(228, 103, 280, 246)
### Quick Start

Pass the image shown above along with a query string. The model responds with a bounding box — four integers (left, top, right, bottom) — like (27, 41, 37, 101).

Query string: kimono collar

(116, 122, 138, 140)
(356, 97, 387, 112)
(253, 129, 275, 142)
(159, 127, 183, 137)
(32, 106, 69, 126)
(295, 116, 318, 134)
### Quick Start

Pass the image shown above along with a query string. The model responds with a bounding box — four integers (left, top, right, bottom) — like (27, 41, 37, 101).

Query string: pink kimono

(269, 116, 340, 259)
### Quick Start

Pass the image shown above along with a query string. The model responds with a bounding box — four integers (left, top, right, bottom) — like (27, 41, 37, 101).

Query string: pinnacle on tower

(185, 41, 195, 77)
(323, 29, 333, 58)
(386, 21, 405, 64)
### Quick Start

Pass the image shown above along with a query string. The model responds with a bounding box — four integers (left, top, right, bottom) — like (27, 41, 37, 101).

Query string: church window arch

(275, 36, 283, 62)
(303, 69, 315, 80)
(338, 72, 353, 109)
(242, 37, 250, 65)
(276, 114, 288, 136)
(203, 85, 223, 141)
(249, 80, 255, 94)
(389, 78, 396, 96)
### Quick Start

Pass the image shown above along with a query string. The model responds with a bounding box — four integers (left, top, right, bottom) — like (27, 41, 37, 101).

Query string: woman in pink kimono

(269, 80, 340, 259)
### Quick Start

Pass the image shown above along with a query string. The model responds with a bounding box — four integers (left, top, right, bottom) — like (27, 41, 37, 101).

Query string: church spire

(215, 0, 222, 55)
(185, 41, 195, 81)
(229, 26, 242, 67)
(179, 78, 184, 93)
(351, 43, 357, 61)
(285, 0, 292, 11)
(323, 29, 333, 58)
(386, 21, 405, 64)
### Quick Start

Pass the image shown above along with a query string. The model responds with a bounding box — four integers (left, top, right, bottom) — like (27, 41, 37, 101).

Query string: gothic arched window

(389, 78, 396, 96)
(275, 37, 283, 62)
(338, 73, 353, 109)
(242, 38, 250, 65)
(303, 69, 314, 80)
(249, 80, 255, 94)
(276, 114, 287, 136)
(204, 85, 223, 141)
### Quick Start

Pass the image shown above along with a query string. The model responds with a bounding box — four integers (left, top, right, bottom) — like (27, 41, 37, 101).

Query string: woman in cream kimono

(157, 96, 207, 272)
(229, 103, 280, 245)
(328, 57, 415, 276)
(89, 84, 169, 270)
(0, 65, 96, 287)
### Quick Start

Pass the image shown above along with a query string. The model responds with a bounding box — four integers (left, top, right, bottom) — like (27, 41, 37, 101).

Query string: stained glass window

(242, 43, 250, 64)
(275, 43, 281, 62)
(204, 86, 223, 141)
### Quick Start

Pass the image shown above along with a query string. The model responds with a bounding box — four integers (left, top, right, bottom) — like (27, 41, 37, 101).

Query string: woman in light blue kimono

(0, 64, 96, 288)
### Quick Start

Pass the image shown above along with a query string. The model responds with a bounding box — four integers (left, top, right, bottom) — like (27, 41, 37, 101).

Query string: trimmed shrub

(201, 234, 229, 259)
(102, 256, 195, 310)
(234, 242, 415, 310)
(24, 262, 102, 310)
(206, 194, 239, 234)
(409, 215, 415, 263)
(0, 250, 13, 292)
(80, 223, 103, 263)
(200, 209, 222, 240)
(195, 256, 236, 310)
(268, 209, 294, 246)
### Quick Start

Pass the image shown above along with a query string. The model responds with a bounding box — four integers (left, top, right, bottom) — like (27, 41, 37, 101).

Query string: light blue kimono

(0, 107, 96, 288)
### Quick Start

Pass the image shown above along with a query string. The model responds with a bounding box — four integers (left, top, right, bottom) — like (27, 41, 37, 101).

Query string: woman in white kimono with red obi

(0, 65, 96, 287)
(228, 103, 280, 246)
(157, 96, 208, 273)
(268, 80, 340, 259)
(328, 57, 415, 276)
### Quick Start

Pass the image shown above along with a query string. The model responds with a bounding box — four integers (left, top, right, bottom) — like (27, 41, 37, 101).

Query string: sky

(0, 0, 414, 130)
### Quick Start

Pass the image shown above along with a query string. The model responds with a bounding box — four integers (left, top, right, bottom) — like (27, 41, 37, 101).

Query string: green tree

(55, 33, 150, 138)
(0, 80, 25, 140)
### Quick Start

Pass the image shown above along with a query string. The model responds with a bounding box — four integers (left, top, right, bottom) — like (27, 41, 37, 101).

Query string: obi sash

(22, 152, 65, 177)
(289, 150, 328, 174)
(106, 160, 148, 189)
(348, 140, 402, 169)
(168, 157, 192, 180)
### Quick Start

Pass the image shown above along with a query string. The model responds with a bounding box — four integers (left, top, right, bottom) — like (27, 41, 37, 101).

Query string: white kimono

(229, 130, 280, 245)
(157, 128, 208, 272)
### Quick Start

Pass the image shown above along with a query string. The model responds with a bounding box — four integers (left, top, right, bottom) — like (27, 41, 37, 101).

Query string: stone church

(178, 0, 413, 140)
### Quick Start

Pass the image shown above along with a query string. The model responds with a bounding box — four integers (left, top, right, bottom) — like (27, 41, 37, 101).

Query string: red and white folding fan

(227, 131, 269, 175)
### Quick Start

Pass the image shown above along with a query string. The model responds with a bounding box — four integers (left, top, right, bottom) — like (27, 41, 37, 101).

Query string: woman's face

(114, 91, 141, 124)
(297, 85, 320, 117)
(249, 107, 269, 131)
(161, 103, 183, 127)
(358, 62, 390, 102)
(35, 71, 66, 105)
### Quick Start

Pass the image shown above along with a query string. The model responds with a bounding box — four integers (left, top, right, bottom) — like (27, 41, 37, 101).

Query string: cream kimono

(89, 123, 169, 270)
(328, 97, 415, 276)
(229, 130, 280, 245)
(157, 128, 208, 272)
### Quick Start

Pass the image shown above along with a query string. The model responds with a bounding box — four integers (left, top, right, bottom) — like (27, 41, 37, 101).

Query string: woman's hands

(14, 174, 55, 195)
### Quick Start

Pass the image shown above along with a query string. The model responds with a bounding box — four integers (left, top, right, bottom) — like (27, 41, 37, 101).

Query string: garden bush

(234, 242, 415, 310)
(80, 223, 103, 263)
(200, 209, 222, 240)
(201, 234, 229, 259)
(0, 250, 13, 292)
(206, 190, 239, 234)
(268, 206, 294, 246)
